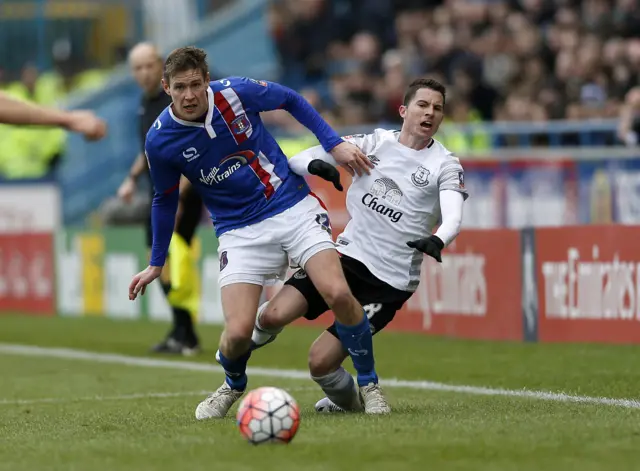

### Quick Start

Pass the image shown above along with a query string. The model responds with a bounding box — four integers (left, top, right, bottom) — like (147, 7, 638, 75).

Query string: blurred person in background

(0, 62, 106, 178)
(0, 89, 106, 180)
(617, 86, 640, 146)
(117, 42, 202, 356)
(437, 95, 490, 154)
(2, 64, 67, 177)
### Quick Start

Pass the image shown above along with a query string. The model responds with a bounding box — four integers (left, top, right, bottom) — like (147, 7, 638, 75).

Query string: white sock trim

(255, 302, 284, 335)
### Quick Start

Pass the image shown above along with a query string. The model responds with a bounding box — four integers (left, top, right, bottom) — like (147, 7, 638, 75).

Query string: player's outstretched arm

(288, 145, 343, 190)
(0, 91, 106, 140)
(407, 190, 465, 263)
(276, 87, 373, 176)
(129, 146, 180, 300)
(236, 77, 373, 175)
(288, 131, 378, 190)
(433, 189, 465, 245)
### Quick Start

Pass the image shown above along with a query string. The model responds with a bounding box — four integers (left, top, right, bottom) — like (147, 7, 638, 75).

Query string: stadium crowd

(267, 0, 640, 137)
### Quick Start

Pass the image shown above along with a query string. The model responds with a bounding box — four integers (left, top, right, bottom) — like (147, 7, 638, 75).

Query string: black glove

(407, 235, 445, 263)
(307, 159, 343, 191)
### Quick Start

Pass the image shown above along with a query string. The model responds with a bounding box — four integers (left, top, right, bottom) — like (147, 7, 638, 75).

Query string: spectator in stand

(617, 86, 640, 146)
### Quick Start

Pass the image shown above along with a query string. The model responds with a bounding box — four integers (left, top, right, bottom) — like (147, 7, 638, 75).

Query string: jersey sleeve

(341, 132, 378, 155)
(145, 137, 180, 267)
(231, 77, 343, 152)
(433, 190, 464, 247)
(288, 145, 337, 176)
(438, 155, 469, 200)
(287, 132, 377, 176)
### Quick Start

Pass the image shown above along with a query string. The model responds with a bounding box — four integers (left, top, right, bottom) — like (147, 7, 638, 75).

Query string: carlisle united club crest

(411, 166, 430, 187)
(220, 251, 228, 271)
(315, 213, 332, 236)
(231, 114, 251, 136)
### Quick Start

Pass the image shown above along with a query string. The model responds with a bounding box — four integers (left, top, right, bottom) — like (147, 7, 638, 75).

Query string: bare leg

(195, 282, 262, 420)
(303, 250, 363, 326)
(251, 285, 310, 348)
(302, 249, 378, 384)
(308, 331, 362, 411)
(302, 249, 389, 414)
(218, 282, 263, 362)
(258, 285, 310, 331)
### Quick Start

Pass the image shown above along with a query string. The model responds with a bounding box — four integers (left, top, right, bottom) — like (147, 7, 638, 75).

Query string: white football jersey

(333, 129, 468, 292)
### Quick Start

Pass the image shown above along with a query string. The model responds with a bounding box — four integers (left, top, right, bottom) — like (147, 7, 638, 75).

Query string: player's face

(398, 88, 445, 140)
(163, 69, 210, 120)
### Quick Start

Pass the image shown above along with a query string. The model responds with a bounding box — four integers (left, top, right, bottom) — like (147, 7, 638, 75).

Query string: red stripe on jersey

(249, 158, 275, 199)
(214, 91, 247, 144)
(164, 182, 180, 194)
(309, 191, 328, 211)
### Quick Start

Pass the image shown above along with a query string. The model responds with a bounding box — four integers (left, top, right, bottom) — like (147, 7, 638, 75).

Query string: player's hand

(129, 265, 162, 300)
(117, 176, 136, 203)
(307, 159, 343, 191)
(329, 141, 373, 177)
(407, 236, 445, 263)
(64, 110, 107, 141)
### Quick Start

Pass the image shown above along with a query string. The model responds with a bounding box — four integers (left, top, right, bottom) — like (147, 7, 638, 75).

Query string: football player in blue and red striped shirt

(128, 46, 390, 417)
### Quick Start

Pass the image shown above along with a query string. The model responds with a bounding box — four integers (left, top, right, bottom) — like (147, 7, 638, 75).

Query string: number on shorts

(363, 303, 383, 319)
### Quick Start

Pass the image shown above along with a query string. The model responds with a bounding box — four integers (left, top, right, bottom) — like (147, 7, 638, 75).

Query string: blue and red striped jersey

(144, 76, 343, 266)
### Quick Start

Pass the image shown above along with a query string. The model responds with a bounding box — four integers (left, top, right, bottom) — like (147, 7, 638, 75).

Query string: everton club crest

(411, 166, 430, 187)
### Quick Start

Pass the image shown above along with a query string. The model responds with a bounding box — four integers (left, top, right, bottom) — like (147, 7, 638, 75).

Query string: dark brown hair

(403, 78, 446, 106)
(163, 46, 209, 84)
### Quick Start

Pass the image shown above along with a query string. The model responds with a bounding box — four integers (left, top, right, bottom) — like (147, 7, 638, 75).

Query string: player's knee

(224, 321, 254, 349)
(259, 302, 281, 331)
(308, 345, 338, 377)
(321, 284, 354, 315)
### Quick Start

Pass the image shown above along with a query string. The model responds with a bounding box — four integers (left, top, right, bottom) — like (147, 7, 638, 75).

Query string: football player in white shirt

(252, 78, 468, 413)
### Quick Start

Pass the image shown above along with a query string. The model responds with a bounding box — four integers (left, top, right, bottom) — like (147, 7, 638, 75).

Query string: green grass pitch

(1, 314, 639, 471)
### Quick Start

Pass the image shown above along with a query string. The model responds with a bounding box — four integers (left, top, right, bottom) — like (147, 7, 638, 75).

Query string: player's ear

(161, 78, 170, 95)
(398, 105, 407, 120)
(205, 72, 211, 84)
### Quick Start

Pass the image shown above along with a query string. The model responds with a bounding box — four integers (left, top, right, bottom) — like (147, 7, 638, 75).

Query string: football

(236, 386, 301, 444)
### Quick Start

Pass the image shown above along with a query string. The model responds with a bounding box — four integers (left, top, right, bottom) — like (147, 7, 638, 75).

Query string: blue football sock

(216, 349, 251, 391)
(334, 313, 378, 387)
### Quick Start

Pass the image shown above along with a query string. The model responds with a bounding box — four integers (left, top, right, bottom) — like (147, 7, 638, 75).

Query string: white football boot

(195, 382, 244, 420)
(315, 379, 365, 413)
(315, 397, 346, 413)
(359, 383, 391, 414)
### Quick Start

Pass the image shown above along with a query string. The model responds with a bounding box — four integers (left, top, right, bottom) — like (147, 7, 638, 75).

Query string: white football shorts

(217, 194, 335, 288)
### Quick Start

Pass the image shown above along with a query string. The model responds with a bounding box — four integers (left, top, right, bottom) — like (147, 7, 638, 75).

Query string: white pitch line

(1, 343, 640, 410)
(0, 386, 315, 406)
(0, 390, 210, 406)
